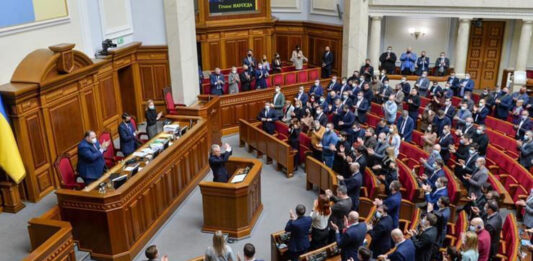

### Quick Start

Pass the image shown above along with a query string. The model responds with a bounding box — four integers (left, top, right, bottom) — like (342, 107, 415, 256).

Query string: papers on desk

(163, 124, 180, 134)
(230, 174, 247, 183)
(124, 164, 139, 172)
(133, 151, 147, 158)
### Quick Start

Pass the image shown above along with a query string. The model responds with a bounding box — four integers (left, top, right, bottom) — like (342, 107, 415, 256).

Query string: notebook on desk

(230, 173, 247, 183)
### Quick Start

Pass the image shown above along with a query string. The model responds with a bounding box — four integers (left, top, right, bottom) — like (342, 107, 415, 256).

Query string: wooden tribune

(239, 119, 296, 177)
(55, 116, 211, 261)
(199, 157, 263, 239)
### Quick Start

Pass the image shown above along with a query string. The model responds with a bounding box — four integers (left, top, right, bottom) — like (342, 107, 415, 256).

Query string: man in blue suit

(495, 87, 513, 120)
(353, 93, 369, 124)
(514, 110, 532, 140)
(438, 125, 454, 162)
(374, 180, 402, 228)
(338, 105, 356, 132)
(446, 72, 460, 96)
(118, 113, 138, 157)
(254, 64, 269, 89)
(423, 177, 449, 211)
(379, 228, 416, 261)
(397, 111, 414, 142)
(321, 123, 339, 168)
(285, 204, 312, 260)
(326, 76, 340, 92)
(419, 159, 445, 191)
(459, 73, 475, 96)
(309, 79, 324, 98)
(367, 205, 394, 258)
(338, 163, 363, 211)
(337, 78, 352, 96)
(474, 99, 490, 124)
(442, 98, 456, 120)
(243, 49, 256, 73)
(295, 86, 309, 105)
(208, 143, 232, 182)
(432, 110, 451, 137)
(257, 102, 276, 134)
(77, 131, 109, 185)
(210, 67, 225, 95)
(400, 47, 417, 75)
(415, 51, 430, 76)
(330, 211, 367, 261)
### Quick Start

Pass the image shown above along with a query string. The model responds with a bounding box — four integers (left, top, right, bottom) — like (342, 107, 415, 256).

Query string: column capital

(370, 15, 383, 21)
(458, 17, 473, 23)
(522, 19, 533, 24)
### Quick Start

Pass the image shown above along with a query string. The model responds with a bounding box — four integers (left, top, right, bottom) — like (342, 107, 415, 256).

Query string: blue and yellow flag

(0, 94, 25, 183)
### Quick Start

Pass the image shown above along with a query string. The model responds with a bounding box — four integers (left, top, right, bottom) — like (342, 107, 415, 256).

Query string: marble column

(368, 16, 383, 70)
(514, 19, 533, 90)
(454, 18, 472, 78)
(163, 0, 200, 105)
(342, 0, 369, 78)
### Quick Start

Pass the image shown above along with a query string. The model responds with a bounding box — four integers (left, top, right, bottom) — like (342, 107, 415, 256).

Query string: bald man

(330, 211, 367, 261)
(470, 217, 491, 261)
(378, 228, 415, 261)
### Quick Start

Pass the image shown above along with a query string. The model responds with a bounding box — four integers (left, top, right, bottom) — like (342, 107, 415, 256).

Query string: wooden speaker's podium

(199, 157, 263, 239)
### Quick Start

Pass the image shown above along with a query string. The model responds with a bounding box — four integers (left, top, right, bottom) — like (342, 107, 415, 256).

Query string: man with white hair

(208, 143, 232, 182)
(330, 211, 367, 261)
(470, 217, 491, 261)
(378, 228, 415, 261)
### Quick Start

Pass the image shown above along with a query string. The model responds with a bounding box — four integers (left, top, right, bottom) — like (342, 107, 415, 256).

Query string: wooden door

(466, 21, 505, 90)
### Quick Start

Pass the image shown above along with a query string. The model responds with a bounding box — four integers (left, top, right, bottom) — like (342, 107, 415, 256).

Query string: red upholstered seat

(54, 153, 85, 190)
(485, 129, 519, 155)
(163, 87, 186, 114)
(367, 113, 380, 127)
(308, 68, 319, 80)
(297, 71, 308, 82)
(273, 74, 284, 86)
(485, 116, 515, 137)
(370, 103, 382, 116)
(202, 84, 210, 94)
(266, 77, 272, 88)
(397, 160, 417, 201)
(411, 130, 424, 147)
(499, 214, 519, 260)
(364, 169, 376, 199)
(451, 97, 462, 107)
(130, 118, 149, 144)
(99, 131, 124, 168)
(299, 133, 312, 164)
(285, 72, 297, 85)
(275, 121, 289, 140)
(420, 97, 430, 107)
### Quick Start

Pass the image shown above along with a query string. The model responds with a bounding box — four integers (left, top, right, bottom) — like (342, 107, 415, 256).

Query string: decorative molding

(0, 17, 71, 37)
(98, 0, 134, 40)
(271, 0, 302, 13)
(369, 6, 533, 20)
(309, 0, 339, 17)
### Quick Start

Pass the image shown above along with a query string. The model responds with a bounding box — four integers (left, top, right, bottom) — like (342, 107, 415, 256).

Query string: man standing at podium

(209, 143, 232, 182)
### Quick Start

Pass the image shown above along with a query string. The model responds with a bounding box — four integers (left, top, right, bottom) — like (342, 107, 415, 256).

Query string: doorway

(118, 66, 138, 119)
(465, 21, 505, 90)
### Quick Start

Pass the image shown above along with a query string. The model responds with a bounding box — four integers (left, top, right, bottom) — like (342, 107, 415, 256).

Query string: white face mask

(401, 79, 406, 83)
(276, 89, 280, 93)
(91, 138, 98, 144)
(149, 105, 155, 110)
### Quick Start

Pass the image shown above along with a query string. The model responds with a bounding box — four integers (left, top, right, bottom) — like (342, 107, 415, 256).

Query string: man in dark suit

(447, 72, 460, 96)
(458, 73, 475, 96)
(208, 143, 232, 182)
(379, 46, 397, 74)
(295, 86, 309, 105)
(474, 99, 490, 124)
(314, 106, 328, 127)
(464, 157, 489, 198)
(326, 186, 353, 241)
(239, 65, 252, 92)
(379, 228, 416, 261)
(374, 181, 402, 228)
(408, 213, 438, 261)
(367, 205, 393, 258)
(118, 113, 138, 157)
(432, 110, 452, 137)
(77, 131, 110, 184)
(494, 87, 513, 120)
(254, 64, 269, 89)
(423, 177, 449, 210)
(257, 102, 276, 134)
(330, 211, 367, 261)
(309, 79, 324, 98)
(376, 80, 393, 104)
(442, 98, 455, 120)
(473, 125, 489, 156)
(415, 51, 430, 76)
(400, 76, 411, 101)
(285, 204, 312, 260)
(338, 105, 356, 132)
(438, 125, 454, 162)
(353, 92, 369, 124)
(243, 49, 256, 73)
(406, 88, 421, 125)
(455, 144, 479, 183)
(518, 130, 533, 169)
(433, 196, 451, 247)
(514, 110, 532, 140)
(337, 78, 352, 96)
(326, 76, 340, 92)
(434, 52, 450, 76)
(360, 59, 374, 82)
(209, 67, 225, 95)
(397, 111, 415, 142)
(341, 91, 353, 107)
(484, 200, 503, 260)
(321, 46, 334, 78)
(338, 163, 363, 211)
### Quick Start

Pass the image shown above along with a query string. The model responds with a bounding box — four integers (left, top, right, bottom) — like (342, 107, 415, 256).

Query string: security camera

(98, 39, 117, 56)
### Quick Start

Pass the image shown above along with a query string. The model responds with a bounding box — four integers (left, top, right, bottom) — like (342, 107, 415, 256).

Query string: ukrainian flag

(0, 94, 25, 184)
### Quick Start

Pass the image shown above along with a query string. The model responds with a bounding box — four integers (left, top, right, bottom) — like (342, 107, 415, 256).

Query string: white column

(368, 16, 383, 70)
(342, 0, 369, 78)
(454, 18, 472, 78)
(513, 19, 533, 91)
(163, 0, 200, 105)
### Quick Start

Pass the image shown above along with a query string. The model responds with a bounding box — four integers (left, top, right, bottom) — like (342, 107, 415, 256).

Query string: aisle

(133, 134, 318, 260)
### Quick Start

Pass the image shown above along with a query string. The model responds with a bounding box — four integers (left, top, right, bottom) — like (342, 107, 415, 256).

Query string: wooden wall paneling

(98, 65, 122, 136)
(136, 46, 171, 116)
(139, 65, 155, 101)
(208, 41, 221, 70)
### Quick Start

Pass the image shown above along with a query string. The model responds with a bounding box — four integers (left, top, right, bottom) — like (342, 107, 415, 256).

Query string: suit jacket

(209, 151, 232, 182)
(434, 207, 451, 245)
(379, 52, 397, 72)
(473, 134, 489, 156)
(360, 65, 374, 81)
(456, 108, 472, 125)
(254, 68, 268, 89)
(329, 197, 353, 232)
(322, 51, 334, 69)
(388, 239, 416, 261)
(239, 71, 251, 91)
(335, 223, 367, 261)
(309, 84, 324, 97)
(495, 94, 513, 119)
(515, 117, 532, 140)
(341, 97, 353, 107)
(415, 77, 430, 96)
(273, 92, 285, 110)
(353, 98, 369, 123)
(326, 81, 341, 92)
(369, 215, 394, 257)
(295, 92, 308, 105)
(209, 73, 225, 95)
(315, 112, 328, 127)
(519, 140, 533, 169)
(242, 56, 257, 71)
(384, 192, 402, 228)
(459, 79, 475, 94)
(337, 84, 352, 96)
(340, 111, 356, 131)
(411, 226, 438, 261)
(442, 105, 456, 120)
(427, 168, 445, 190)
(485, 213, 503, 257)
(435, 57, 450, 72)
(119, 122, 137, 156)
(285, 216, 312, 253)
(468, 167, 489, 197)
(341, 172, 362, 210)
(77, 139, 106, 180)
(425, 187, 448, 205)
(446, 76, 459, 90)
(416, 56, 430, 73)
(397, 116, 415, 142)
(432, 117, 451, 137)
(401, 82, 412, 97)
(438, 133, 454, 162)
(257, 108, 276, 134)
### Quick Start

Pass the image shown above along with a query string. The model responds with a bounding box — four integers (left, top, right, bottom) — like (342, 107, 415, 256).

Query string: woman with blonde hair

(204, 230, 236, 261)
(461, 231, 479, 261)
(388, 125, 401, 157)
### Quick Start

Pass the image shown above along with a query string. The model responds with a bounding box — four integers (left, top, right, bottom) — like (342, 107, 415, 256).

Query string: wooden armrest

(519, 195, 528, 200)
(360, 187, 368, 198)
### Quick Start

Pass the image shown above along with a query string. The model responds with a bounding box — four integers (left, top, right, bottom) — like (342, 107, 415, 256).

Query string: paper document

(231, 174, 247, 183)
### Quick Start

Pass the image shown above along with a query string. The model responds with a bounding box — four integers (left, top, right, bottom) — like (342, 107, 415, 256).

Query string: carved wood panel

(83, 90, 99, 132)
(99, 75, 118, 121)
(26, 113, 48, 169)
(48, 97, 84, 154)
(225, 38, 249, 68)
(208, 41, 221, 70)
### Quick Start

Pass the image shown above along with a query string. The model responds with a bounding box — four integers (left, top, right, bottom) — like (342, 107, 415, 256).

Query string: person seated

(209, 143, 232, 182)
(400, 47, 417, 75)
(145, 245, 168, 261)
(514, 110, 532, 140)
(118, 113, 138, 157)
(360, 58, 374, 82)
(210, 67, 225, 95)
(326, 75, 340, 92)
(353, 92, 370, 124)
(415, 50, 430, 76)
(285, 204, 312, 260)
(512, 86, 530, 107)
(254, 63, 269, 89)
(257, 102, 276, 134)
(455, 102, 473, 129)
(458, 73, 475, 96)
(414, 71, 430, 96)
(517, 130, 533, 169)
(379, 46, 397, 74)
(378, 229, 415, 261)
(396, 110, 415, 142)
(243, 49, 257, 73)
(469, 217, 491, 261)
(464, 157, 489, 199)
(373, 180, 402, 228)
(407, 213, 439, 261)
(434, 52, 450, 76)
(494, 87, 513, 120)
(423, 177, 449, 212)
(309, 79, 324, 99)
(330, 211, 367, 261)
(205, 231, 237, 261)
(77, 130, 110, 185)
(367, 205, 394, 258)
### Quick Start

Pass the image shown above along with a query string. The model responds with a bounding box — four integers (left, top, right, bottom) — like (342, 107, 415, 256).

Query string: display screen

(209, 0, 258, 15)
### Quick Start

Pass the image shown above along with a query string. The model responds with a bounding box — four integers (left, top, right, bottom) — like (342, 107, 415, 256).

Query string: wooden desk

(199, 157, 263, 239)
(55, 116, 211, 261)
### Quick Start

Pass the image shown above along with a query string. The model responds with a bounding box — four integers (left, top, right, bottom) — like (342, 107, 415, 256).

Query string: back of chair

(99, 131, 116, 168)
(163, 87, 176, 114)
(54, 153, 77, 188)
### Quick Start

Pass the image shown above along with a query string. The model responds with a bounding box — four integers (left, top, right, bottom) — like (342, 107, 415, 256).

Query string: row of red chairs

(201, 66, 318, 95)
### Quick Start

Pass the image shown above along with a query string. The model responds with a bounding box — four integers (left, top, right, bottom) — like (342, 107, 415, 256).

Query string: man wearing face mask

(470, 217, 491, 261)
(464, 157, 489, 198)
(415, 50, 430, 76)
(399, 76, 411, 101)
(438, 125, 454, 162)
(77, 130, 110, 185)
(239, 64, 252, 92)
(367, 205, 393, 258)
(420, 144, 442, 176)
(337, 77, 351, 95)
(512, 86, 530, 106)
(338, 105, 355, 132)
(257, 102, 276, 134)
(379, 46, 397, 74)
(441, 98, 455, 121)
(314, 105, 328, 127)
(518, 130, 533, 169)
(330, 211, 367, 261)
(340, 91, 353, 108)
(353, 92, 370, 124)
(428, 81, 443, 98)
(473, 125, 489, 156)
(432, 110, 451, 137)
(383, 94, 398, 124)
(415, 71, 430, 97)
(374, 181, 402, 228)
(319, 123, 339, 168)
(431, 196, 451, 247)
(118, 113, 138, 157)
(295, 85, 308, 105)
(360, 58, 374, 82)
(456, 143, 479, 183)
(435, 52, 450, 76)
(309, 79, 324, 98)
(442, 83, 454, 99)
(337, 163, 363, 211)
(455, 103, 473, 129)
(406, 89, 420, 124)
(514, 110, 532, 140)
(396, 110, 415, 142)
(459, 73, 475, 96)
(321, 46, 334, 78)
(242, 49, 256, 73)
(447, 72, 460, 96)
(379, 229, 415, 261)
(494, 87, 513, 120)
(272, 85, 285, 115)
(408, 213, 438, 261)
(327, 76, 340, 92)
(400, 47, 417, 75)
(254, 63, 269, 89)
(473, 99, 490, 125)
(376, 80, 393, 104)
(483, 200, 502, 260)
(210, 67, 225, 95)
(423, 177, 449, 212)
(145, 100, 163, 139)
